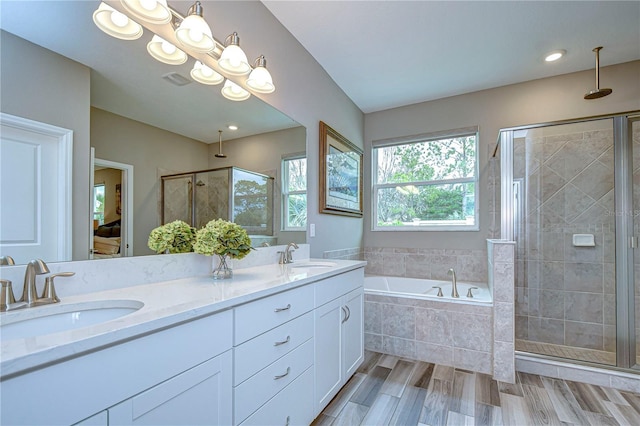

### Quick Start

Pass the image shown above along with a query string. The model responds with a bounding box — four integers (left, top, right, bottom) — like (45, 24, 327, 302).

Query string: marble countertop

(0, 259, 366, 378)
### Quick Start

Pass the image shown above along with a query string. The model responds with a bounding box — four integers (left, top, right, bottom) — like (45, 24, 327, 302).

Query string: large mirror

(0, 1, 307, 265)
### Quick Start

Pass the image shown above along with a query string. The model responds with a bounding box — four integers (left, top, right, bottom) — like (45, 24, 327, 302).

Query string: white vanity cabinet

(233, 284, 315, 425)
(2, 310, 233, 426)
(314, 268, 365, 413)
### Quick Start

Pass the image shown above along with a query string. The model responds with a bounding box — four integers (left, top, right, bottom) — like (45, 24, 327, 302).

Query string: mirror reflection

(0, 1, 307, 266)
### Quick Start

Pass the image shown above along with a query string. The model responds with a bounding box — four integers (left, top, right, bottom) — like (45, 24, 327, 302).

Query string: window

(93, 184, 105, 226)
(372, 127, 478, 231)
(282, 156, 307, 230)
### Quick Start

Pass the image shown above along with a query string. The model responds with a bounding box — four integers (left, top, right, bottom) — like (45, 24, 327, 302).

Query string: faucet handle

(466, 286, 479, 298)
(41, 272, 75, 303)
(277, 251, 286, 264)
(432, 286, 443, 297)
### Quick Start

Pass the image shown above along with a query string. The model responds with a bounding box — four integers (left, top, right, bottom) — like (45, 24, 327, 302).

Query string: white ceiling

(263, 0, 640, 113)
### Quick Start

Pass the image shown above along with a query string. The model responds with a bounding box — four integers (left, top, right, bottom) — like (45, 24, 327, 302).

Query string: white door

(0, 113, 72, 264)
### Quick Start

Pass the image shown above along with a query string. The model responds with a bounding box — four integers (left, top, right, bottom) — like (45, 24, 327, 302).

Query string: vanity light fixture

(93, 2, 143, 40)
(174, 1, 214, 53)
(246, 55, 275, 93)
(544, 49, 566, 62)
(218, 32, 251, 75)
(221, 79, 250, 101)
(121, 0, 171, 24)
(147, 35, 187, 65)
(191, 61, 224, 85)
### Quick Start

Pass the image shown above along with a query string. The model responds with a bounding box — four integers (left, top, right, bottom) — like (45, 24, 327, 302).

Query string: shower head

(215, 130, 227, 158)
(584, 46, 612, 100)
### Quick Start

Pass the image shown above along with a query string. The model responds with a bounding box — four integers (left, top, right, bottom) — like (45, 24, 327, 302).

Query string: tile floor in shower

(516, 339, 640, 366)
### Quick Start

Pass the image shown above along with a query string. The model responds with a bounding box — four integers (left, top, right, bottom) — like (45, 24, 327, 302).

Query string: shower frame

(498, 110, 640, 370)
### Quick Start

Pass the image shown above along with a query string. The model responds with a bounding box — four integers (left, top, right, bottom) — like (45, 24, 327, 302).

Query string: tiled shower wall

(514, 126, 616, 354)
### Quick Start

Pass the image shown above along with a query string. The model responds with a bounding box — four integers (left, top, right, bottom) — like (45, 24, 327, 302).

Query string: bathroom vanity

(0, 258, 365, 425)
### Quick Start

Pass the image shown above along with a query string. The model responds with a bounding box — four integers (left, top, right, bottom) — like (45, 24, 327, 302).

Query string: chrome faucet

(279, 242, 299, 264)
(0, 255, 16, 266)
(21, 259, 50, 306)
(448, 268, 459, 298)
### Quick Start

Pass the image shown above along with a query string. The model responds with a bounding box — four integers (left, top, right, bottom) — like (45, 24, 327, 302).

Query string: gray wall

(0, 30, 91, 261)
(364, 60, 640, 252)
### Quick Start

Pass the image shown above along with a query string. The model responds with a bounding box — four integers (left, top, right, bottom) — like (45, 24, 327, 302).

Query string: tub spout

(448, 268, 459, 298)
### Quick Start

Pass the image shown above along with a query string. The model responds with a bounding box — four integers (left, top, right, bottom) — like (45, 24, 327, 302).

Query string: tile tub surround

(488, 240, 516, 384)
(364, 292, 494, 375)
(363, 247, 488, 283)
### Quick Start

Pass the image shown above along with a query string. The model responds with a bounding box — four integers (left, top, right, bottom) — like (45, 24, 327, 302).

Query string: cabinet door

(73, 411, 108, 426)
(314, 297, 343, 412)
(342, 288, 364, 379)
(108, 351, 232, 426)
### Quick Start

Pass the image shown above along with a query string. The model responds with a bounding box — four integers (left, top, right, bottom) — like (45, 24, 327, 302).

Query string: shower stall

(499, 111, 640, 370)
(161, 167, 274, 242)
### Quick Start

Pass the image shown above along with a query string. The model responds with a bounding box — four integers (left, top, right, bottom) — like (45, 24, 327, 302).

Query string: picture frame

(319, 121, 363, 217)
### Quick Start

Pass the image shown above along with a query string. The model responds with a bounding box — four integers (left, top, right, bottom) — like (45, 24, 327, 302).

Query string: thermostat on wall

(572, 234, 595, 247)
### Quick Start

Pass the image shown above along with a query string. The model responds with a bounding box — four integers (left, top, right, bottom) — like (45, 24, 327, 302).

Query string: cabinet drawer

(239, 367, 314, 426)
(234, 339, 313, 424)
(234, 311, 313, 385)
(234, 284, 314, 345)
(315, 268, 364, 307)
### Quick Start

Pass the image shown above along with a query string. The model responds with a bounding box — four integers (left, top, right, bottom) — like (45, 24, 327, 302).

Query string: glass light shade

(93, 2, 143, 40)
(175, 14, 214, 53)
(221, 80, 250, 101)
(218, 44, 250, 76)
(191, 61, 224, 85)
(247, 66, 275, 94)
(121, 0, 171, 24)
(147, 35, 187, 65)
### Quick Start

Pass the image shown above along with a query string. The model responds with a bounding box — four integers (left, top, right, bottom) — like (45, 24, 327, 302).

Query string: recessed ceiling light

(544, 49, 566, 62)
(228, 125, 238, 131)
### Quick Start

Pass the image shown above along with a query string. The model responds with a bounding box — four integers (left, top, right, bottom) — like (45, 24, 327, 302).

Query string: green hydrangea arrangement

(147, 220, 196, 254)
(193, 219, 253, 259)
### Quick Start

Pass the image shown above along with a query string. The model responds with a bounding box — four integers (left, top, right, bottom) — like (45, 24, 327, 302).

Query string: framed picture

(319, 121, 363, 217)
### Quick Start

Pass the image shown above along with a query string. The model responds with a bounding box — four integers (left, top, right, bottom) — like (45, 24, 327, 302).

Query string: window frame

(371, 126, 479, 232)
(281, 154, 307, 231)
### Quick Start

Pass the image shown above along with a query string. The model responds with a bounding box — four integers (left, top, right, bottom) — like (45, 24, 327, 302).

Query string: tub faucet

(20, 259, 50, 306)
(448, 268, 459, 298)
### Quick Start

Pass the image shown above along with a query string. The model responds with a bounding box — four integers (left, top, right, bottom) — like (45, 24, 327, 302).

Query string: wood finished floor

(312, 351, 640, 426)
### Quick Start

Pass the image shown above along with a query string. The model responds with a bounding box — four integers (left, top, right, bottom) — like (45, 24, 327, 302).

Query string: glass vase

(212, 254, 233, 280)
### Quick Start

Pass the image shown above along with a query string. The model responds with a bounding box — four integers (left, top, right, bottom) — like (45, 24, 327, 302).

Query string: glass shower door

(510, 118, 617, 366)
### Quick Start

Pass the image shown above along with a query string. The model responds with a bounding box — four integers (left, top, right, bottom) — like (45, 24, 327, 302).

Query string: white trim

(0, 112, 73, 261)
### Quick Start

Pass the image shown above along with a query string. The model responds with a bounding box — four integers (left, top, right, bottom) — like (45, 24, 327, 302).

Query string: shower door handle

(631, 236, 638, 249)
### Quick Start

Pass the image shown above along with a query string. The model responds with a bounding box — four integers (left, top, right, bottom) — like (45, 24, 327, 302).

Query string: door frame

(90, 152, 134, 258)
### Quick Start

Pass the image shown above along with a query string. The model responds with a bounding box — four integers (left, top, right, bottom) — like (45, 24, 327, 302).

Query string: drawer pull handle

(345, 305, 351, 322)
(274, 303, 291, 312)
(274, 335, 291, 346)
(341, 306, 348, 323)
(274, 366, 291, 380)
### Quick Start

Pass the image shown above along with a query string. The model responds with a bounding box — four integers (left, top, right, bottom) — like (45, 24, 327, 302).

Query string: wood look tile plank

(450, 371, 476, 417)
(381, 359, 416, 397)
(476, 373, 501, 407)
(379, 354, 400, 369)
(332, 402, 368, 426)
(565, 381, 609, 415)
(360, 393, 399, 425)
(389, 386, 428, 426)
(419, 378, 452, 426)
(409, 361, 435, 389)
(522, 384, 564, 426)
(359, 351, 383, 374)
(621, 391, 640, 413)
(541, 377, 590, 425)
(474, 402, 504, 426)
(311, 413, 335, 426)
(602, 387, 631, 406)
(498, 381, 524, 397)
(323, 373, 366, 417)
(603, 400, 640, 425)
(446, 411, 474, 425)
(433, 365, 455, 382)
(583, 411, 620, 426)
(518, 371, 545, 388)
(351, 365, 392, 407)
(500, 393, 533, 426)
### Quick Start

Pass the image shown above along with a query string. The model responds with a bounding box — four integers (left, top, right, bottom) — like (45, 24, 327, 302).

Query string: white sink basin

(290, 261, 337, 269)
(0, 300, 144, 340)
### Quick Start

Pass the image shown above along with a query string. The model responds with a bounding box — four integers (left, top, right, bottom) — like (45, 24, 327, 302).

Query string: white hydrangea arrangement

(147, 220, 196, 254)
